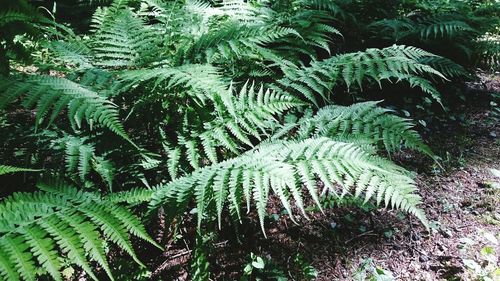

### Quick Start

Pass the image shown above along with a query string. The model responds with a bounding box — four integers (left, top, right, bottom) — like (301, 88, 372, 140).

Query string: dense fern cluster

(0, 0, 496, 279)
(0, 181, 159, 281)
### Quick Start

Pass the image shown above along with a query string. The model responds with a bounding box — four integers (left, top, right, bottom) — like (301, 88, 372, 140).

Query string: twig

(344, 230, 375, 244)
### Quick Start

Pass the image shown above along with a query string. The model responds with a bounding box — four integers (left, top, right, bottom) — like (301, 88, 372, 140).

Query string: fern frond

(92, 9, 159, 68)
(269, 8, 342, 60)
(185, 0, 269, 24)
(90, 0, 134, 32)
(417, 56, 466, 78)
(48, 40, 93, 69)
(150, 138, 428, 235)
(117, 64, 228, 104)
(298, 0, 346, 17)
(0, 181, 159, 281)
(0, 10, 37, 26)
(419, 19, 475, 39)
(277, 45, 446, 105)
(278, 101, 434, 157)
(371, 16, 476, 40)
(0, 165, 40, 176)
(0, 75, 135, 147)
(107, 188, 156, 204)
(52, 135, 114, 189)
(179, 82, 303, 168)
(181, 22, 298, 64)
(218, 0, 267, 23)
(477, 38, 500, 69)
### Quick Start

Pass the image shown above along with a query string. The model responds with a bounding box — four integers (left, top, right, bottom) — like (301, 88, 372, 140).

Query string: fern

(91, 9, 159, 68)
(477, 38, 500, 69)
(372, 17, 476, 41)
(150, 137, 428, 235)
(180, 21, 298, 65)
(0, 165, 40, 175)
(417, 56, 467, 78)
(0, 181, 160, 281)
(276, 45, 447, 105)
(183, 0, 267, 25)
(419, 19, 475, 39)
(107, 187, 157, 205)
(274, 9, 342, 58)
(190, 232, 211, 281)
(90, 0, 134, 32)
(274, 101, 434, 157)
(0, 75, 136, 147)
(48, 40, 93, 69)
(177, 82, 303, 168)
(116, 64, 228, 104)
(298, 0, 346, 18)
(0, 10, 37, 26)
(52, 135, 115, 189)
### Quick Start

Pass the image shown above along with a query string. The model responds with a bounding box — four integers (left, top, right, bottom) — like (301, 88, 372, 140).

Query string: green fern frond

(117, 64, 228, 104)
(416, 56, 467, 78)
(419, 19, 475, 39)
(179, 82, 303, 168)
(181, 22, 298, 64)
(90, 0, 133, 32)
(107, 188, 156, 204)
(48, 40, 93, 69)
(0, 165, 40, 176)
(0, 75, 135, 147)
(278, 101, 434, 157)
(371, 16, 476, 40)
(92, 9, 159, 68)
(185, 0, 266, 24)
(150, 137, 428, 235)
(52, 135, 115, 189)
(218, 0, 267, 23)
(0, 10, 37, 26)
(0, 181, 160, 281)
(298, 0, 346, 17)
(477, 38, 500, 69)
(277, 45, 446, 105)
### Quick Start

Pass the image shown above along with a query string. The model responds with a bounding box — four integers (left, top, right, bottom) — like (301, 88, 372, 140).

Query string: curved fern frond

(179, 82, 303, 168)
(417, 56, 467, 78)
(277, 45, 446, 105)
(0, 10, 37, 27)
(52, 135, 114, 189)
(116, 64, 228, 104)
(419, 19, 475, 39)
(0, 165, 40, 176)
(186, 0, 267, 24)
(276, 101, 433, 157)
(0, 181, 160, 281)
(0, 75, 136, 147)
(91, 9, 159, 68)
(298, 0, 346, 18)
(180, 22, 298, 64)
(371, 16, 476, 40)
(107, 187, 156, 205)
(48, 40, 93, 69)
(275, 9, 342, 57)
(150, 137, 428, 235)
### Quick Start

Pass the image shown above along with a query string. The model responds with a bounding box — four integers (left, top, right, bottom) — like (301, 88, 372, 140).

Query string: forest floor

(148, 73, 500, 281)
